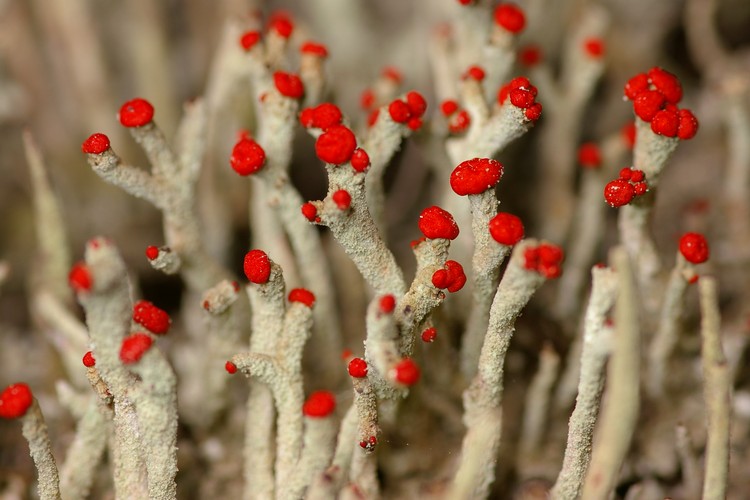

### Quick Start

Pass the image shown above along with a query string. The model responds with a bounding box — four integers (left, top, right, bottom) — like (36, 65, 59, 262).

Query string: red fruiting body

(648, 67, 682, 104)
(244, 249, 272, 284)
(83, 351, 96, 367)
(119, 98, 154, 127)
(418, 206, 460, 240)
(630, 170, 645, 182)
(133, 300, 171, 335)
(289, 288, 316, 307)
(441, 99, 459, 116)
(489, 212, 524, 246)
(392, 358, 421, 386)
(332, 190, 352, 210)
(119, 333, 153, 365)
(301, 202, 319, 222)
(359, 436, 377, 451)
(494, 3, 526, 33)
(406, 117, 423, 131)
(69, 262, 92, 292)
(303, 391, 336, 418)
(633, 182, 648, 195)
(431, 260, 466, 293)
(677, 109, 699, 140)
(299, 108, 315, 127)
(510, 88, 536, 108)
(633, 90, 665, 122)
(382, 66, 402, 84)
(449, 110, 471, 134)
(679, 233, 709, 264)
(445, 261, 467, 292)
(519, 45, 542, 67)
(406, 91, 427, 116)
(509, 77, 534, 93)
(315, 125, 357, 165)
(536, 244, 564, 279)
(230, 136, 266, 176)
(463, 65, 486, 81)
(621, 121, 636, 148)
(348, 357, 368, 378)
(445, 260, 466, 293)
(432, 269, 450, 289)
(145, 245, 159, 260)
(624, 73, 649, 100)
(301, 103, 343, 130)
(498, 85, 510, 105)
(240, 31, 261, 51)
(457, 0, 473, 5)
(604, 179, 636, 207)
(82, 133, 110, 154)
(341, 349, 353, 360)
(688, 274, 699, 284)
(583, 38, 605, 57)
(350, 148, 370, 172)
(360, 89, 375, 110)
(450, 158, 503, 196)
(524, 103, 542, 121)
(273, 71, 304, 99)
(379, 295, 396, 313)
(225, 361, 238, 374)
(619, 167, 633, 180)
(388, 99, 412, 123)
(651, 108, 679, 137)
(0, 383, 33, 419)
(578, 143, 601, 168)
(524, 244, 564, 278)
(268, 13, 293, 38)
(300, 41, 328, 57)
(367, 109, 380, 127)
(421, 327, 437, 343)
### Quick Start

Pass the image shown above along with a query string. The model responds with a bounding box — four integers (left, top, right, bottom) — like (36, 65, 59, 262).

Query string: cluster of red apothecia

(497, 77, 543, 121)
(604, 167, 649, 208)
(624, 67, 698, 140)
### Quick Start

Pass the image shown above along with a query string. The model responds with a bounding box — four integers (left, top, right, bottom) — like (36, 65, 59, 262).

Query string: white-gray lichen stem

(581, 247, 640, 499)
(352, 376, 378, 453)
(87, 114, 230, 292)
(20, 400, 61, 500)
(460, 190, 510, 379)
(243, 387, 276, 500)
(179, 280, 241, 429)
(550, 266, 617, 499)
(698, 277, 731, 500)
(619, 118, 680, 314)
(24, 129, 71, 302)
(253, 91, 342, 382)
(59, 395, 111, 500)
(451, 240, 548, 498)
(395, 237, 451, 356)
(242, 262, 284, 500)
(76, 238, 148, 498)
(675, 424, 702, 499)
(536, 5, 608, 242)
(233, 270, 313, 498)
(364, 296, 404, 402)
(128, 346, 178, 500)
(647, 254, 693, 397)
(519, 344, 560, 458)
(286, 414, 337, 500)
(314, 160, 407, 297)
(554, 132, 626, 322)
